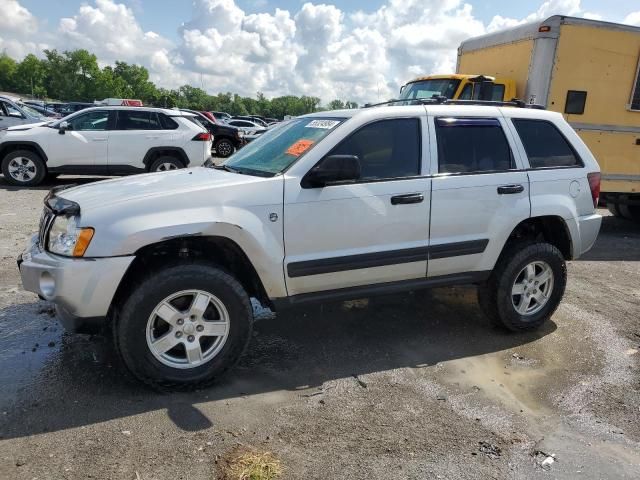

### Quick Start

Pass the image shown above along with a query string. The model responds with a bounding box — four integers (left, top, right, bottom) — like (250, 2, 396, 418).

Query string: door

(284, 117, 431, 295)
(428, 116, 530, 278)
(0, 100, 28, 127)
(46, 110, 110, 168)
(108, 110, 176, 170)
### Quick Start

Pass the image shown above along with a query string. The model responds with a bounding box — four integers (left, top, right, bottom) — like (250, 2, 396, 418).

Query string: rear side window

(159, 114, 179, 130)
(436, 118, 514, 173)
(329, 118, 421, 180)
(512, 119, 582, 168)
(116, 111, 162, 130)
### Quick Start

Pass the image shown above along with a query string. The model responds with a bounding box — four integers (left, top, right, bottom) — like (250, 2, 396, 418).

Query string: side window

(459, 84, 472, 100)
(159, 114, 179, 130)
(328, 118, 421, 180)
(436, 118, 515, 173)
(115, 111, 162, 130)
(68, 111, 109, 131)
(0, 101, 8, 117)
(512, 119, 582, 168)
(491, 84, 506, 101)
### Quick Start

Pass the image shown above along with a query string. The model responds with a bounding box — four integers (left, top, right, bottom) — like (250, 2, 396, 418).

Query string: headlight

(47, 215, 94, 257)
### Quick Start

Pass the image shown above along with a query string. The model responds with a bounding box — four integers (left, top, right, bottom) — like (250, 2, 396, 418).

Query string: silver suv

(18, 102, 602, 389)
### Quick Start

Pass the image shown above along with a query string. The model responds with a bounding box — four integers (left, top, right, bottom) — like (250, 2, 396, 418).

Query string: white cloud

(623, 11, 640, 26)
(0, 0, 632, 104)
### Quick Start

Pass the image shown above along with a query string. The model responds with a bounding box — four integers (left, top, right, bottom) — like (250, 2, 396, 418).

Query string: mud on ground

(0, 176, 638, 479)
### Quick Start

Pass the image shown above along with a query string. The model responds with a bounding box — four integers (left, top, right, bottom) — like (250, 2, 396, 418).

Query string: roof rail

(364, 97, 545, 109)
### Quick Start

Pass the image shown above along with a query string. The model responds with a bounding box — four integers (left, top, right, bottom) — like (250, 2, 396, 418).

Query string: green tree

(15, 54, 48, 97)
(0, 53, 18, 91)
(328, 99, 346, 110)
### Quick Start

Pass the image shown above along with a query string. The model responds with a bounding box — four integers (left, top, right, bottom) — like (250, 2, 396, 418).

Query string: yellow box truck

(401, 16, 640, 221)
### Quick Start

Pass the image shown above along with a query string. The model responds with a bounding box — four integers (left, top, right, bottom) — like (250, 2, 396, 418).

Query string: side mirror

(302, 155, 361, 188)
(58, 121, 70, 134)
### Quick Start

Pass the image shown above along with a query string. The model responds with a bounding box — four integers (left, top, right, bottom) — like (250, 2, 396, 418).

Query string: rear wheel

(1, 150, 47, 186)
(214, 138, 235, 158)
(618, 204, 640, 222)
(114, 264, 253, 390)
(149, 156, 184, 172)
(478, 242, 566, 332)
(607, 202, 623, 218)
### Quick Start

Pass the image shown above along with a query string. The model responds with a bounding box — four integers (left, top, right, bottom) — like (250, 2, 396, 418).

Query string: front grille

(38, 207, 55, 249)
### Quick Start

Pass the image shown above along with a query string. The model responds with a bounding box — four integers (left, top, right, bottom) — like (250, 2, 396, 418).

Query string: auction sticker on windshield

(306, 120, 340, 129)
(286, 139, 315, 157)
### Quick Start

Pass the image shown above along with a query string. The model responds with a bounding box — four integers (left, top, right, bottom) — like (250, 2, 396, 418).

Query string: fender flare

(0, 141, 49, 162)
(142, 147, 190, 170)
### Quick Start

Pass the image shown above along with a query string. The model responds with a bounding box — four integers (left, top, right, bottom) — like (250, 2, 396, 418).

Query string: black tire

(214, 138, 235, 158)
(114, 264, 253, 390)
(477, 242, 566, 332)
(46, 173, 60, 182)
(607, 202, 623, 218)
(617, 204, 640, 222)
(1, 149, 47, 186)
(149, 156, 184, 172)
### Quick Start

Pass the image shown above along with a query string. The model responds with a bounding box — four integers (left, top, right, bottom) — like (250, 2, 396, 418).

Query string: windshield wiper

(213, 164, 242, 174)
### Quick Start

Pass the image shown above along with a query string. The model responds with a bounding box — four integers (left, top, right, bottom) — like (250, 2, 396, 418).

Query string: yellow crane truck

(399, 16, 640, 221)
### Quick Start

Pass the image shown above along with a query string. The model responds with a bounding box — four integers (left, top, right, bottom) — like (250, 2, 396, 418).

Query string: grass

(219, 447, 283, 480)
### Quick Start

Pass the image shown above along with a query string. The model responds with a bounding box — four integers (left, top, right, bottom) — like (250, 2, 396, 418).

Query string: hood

(57, 167, 271, 213)
(2, 122, 49, 132)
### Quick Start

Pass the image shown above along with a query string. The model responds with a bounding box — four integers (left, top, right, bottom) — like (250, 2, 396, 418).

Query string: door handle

(92, 138, 108, 142)
(497, 184, 525, 195)
(391, 193, 424, 205)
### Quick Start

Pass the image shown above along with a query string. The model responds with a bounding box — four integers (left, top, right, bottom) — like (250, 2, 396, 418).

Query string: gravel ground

(0, 175, 638, 479)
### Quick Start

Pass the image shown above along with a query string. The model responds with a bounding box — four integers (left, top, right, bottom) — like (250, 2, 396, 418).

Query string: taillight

(192, 132, 211, 141)
(587, 172, 601, 208)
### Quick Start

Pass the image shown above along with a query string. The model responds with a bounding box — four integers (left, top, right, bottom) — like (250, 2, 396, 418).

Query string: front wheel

(1, 150, 47, 186)
(114, 264, 253, 389)
(478, 242, 566, 332)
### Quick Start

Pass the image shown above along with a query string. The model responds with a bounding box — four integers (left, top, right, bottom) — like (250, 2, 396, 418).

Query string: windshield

(400, 79, 461, 100)
(18, 104, 47, 119)
(224, 117, 345, 176)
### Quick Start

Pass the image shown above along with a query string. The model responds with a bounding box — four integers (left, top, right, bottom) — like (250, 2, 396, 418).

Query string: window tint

(328, 118, 421, 180)
(512, 119, 581, 168)
(491, 84, 505, 101)
(436, 118, 514, 173)
(459, 84, 472, 100)
(115, 110, 162, 130)
(631, 55, 640, 111)
(68, 111, 109, 131)
(159, 114, 179, 130)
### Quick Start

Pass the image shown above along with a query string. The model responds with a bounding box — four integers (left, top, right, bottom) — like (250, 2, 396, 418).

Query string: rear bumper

(575, 213, 602, 257)
(18, 234, 134, 331)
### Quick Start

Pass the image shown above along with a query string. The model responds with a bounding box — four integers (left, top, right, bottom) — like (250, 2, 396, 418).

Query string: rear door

(108, 110, 175, 170)
(427, 113, 530, 278)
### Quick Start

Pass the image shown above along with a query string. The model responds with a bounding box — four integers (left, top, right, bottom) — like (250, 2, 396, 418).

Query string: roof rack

(364, 96, 546, 109)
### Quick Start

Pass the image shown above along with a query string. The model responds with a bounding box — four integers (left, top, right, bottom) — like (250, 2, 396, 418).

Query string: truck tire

(214, 138, 235, 158)
(477, 242, 566, 332)
(114, 264, 253, 390)
(617, 204, 640, 222)
(607, 202, 623, 218)
(149, 156, 184, 172)
(1, 150, 47, 187)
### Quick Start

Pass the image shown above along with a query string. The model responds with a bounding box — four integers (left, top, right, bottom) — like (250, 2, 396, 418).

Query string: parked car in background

(22, 102, 61, 119)
(0, 106, 211, 186)
(227, 118, 267, 135)
(233, 116, 269, 127)
(210, 111, 232, 122)
(59, 102, 94, 116)
(95, 98, 143, 107)
(182, 109, 245, 158)
(16, 102, 602, 388)
(0, 96, 49, 127)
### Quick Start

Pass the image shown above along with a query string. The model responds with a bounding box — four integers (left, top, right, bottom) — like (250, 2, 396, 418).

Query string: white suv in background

(0, 106, 212, 186)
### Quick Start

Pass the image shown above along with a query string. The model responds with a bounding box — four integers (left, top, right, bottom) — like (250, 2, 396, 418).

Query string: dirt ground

(0, 175, 638, 480)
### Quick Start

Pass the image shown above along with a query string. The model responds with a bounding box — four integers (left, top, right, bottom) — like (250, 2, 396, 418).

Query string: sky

(2, 0, 640, 103)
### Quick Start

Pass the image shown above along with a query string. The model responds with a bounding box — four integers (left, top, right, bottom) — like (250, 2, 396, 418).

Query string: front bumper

(18, 234, 134, 332)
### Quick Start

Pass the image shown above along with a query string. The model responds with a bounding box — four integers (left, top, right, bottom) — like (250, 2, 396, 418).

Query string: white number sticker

(305, 120, 340, 129)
